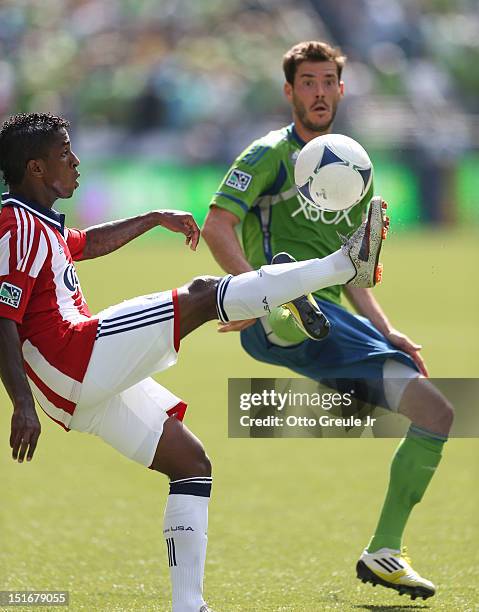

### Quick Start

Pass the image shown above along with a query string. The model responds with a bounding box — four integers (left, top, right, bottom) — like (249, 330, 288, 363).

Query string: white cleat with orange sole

(341, 195, 389, 288)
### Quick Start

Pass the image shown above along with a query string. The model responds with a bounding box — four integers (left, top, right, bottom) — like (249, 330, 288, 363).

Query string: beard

(293, 94, 338, 133)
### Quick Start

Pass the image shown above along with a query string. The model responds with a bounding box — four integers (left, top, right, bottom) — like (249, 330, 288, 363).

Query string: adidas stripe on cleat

(271, 251, 330, 341)
(356, 547, 436, 601)
(341, 196, 388, 288)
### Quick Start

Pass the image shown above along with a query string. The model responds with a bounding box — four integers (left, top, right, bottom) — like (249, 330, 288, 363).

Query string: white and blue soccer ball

(294, 133, 373, 212)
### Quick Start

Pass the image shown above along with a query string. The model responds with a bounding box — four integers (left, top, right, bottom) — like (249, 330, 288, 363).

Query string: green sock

(268, 306, 307, 343)
(368, 425, 447, 552)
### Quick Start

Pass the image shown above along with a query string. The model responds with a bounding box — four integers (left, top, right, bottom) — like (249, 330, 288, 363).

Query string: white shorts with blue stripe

(70, 289, 186, 467)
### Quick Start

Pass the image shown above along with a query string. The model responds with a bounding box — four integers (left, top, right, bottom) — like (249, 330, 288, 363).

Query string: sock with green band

(367, 425, 447, 553)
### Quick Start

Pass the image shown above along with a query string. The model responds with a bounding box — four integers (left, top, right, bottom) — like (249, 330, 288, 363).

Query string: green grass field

(1, 228, 478, 611)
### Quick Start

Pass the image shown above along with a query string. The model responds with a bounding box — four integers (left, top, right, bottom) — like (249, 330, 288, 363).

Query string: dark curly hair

(283, 41, 346, 85)
(0, 112, 70, 187)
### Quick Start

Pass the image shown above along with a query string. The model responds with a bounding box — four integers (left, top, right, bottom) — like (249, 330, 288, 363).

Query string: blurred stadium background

(0, 0, 478, 227)
(1, 1, 478, 611)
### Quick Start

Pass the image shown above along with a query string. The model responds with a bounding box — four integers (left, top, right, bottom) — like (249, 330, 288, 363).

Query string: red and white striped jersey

(0, 193, 98, 427)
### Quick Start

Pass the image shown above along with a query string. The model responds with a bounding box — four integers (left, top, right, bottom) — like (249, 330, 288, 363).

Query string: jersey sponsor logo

(0, 282, 22, 309)
(292, 197, 355, 227)
(63, 264, 80, 292)
(226, 169, 252, 192)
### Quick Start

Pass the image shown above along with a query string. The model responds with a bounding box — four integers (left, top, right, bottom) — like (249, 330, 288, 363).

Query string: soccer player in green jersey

(203, 41, 454, 601)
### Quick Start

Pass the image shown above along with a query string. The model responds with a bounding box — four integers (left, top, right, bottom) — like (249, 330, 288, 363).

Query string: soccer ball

(294, 134, 373, 212)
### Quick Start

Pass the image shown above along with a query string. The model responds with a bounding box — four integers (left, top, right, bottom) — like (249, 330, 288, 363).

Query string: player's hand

(158, 210, 200, 251)
(218, 319, 257, 333)
(386, 329, 429, 377)
(10, 400, 41, 463)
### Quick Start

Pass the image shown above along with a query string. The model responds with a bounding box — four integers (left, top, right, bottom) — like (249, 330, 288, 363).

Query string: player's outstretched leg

(216, 196, 388, 323)
(177, 198, 389, 337)
(357, 375, 454, 601)
(151, 417, 213, 612)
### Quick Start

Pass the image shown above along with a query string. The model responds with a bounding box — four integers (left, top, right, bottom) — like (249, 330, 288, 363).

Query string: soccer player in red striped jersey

(0, 112, 386, 611)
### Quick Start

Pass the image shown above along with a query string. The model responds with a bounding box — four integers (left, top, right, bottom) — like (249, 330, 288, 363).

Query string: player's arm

(202, 207, 253, 275)
(80, 210, 200, 260)
(203, 142, 277, 274)
(344, 286, 428, 376)
(203, 143, 277, 331)
(203, 208, 255, 332)
(0, 317, 41, 462)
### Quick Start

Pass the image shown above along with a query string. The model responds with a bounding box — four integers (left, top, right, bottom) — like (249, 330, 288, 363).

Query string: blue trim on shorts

(240, 298, 419, 409)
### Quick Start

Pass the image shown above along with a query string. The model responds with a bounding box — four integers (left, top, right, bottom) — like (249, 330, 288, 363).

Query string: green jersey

(210, 123, 373, 305)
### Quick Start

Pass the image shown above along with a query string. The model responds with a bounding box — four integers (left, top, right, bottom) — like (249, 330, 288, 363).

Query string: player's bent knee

(177, 276, 220, 335)
(149, 416, 212, 480)
(401, 378, 454, 435)
(196, 449, 212, 478)
(187, 275, 220, 297)
(422, 383, 454, 432)
(436, 394, 454, 431)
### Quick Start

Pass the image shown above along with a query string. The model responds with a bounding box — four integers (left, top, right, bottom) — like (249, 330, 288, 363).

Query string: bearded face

(285, 60, 343, 137)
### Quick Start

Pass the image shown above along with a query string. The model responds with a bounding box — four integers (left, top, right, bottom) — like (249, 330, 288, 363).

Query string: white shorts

(78, 289, 181, 409)
(69, 377, 186, 467)
(69, 289, 186, 466)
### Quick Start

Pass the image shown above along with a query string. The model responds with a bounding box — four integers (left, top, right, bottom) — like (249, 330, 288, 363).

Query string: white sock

(163, 477, 212, 612)
(216, 250, 353, 322)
